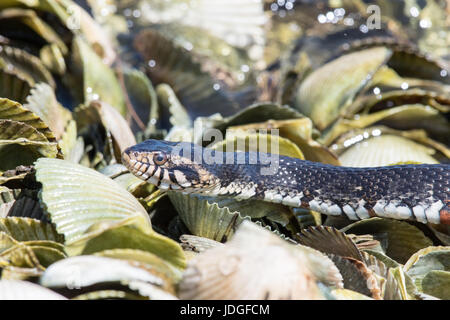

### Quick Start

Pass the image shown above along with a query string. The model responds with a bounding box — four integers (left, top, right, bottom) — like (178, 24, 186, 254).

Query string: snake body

(122, 139, 450, 225)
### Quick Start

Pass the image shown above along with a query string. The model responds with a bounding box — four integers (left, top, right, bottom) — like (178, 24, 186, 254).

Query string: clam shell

(226, 118, 340, 165)
(72, 36, 125, 115)
(428, 225, 450, 246)
(0, 119, 58, 169)
(214, 102, 304, 133)
(122, 68, 158, 135)
(87, 100, 137, 153)
(0, 280, 66, 300)
(156, 83, 191, 128)
(58, 120, 80, 162)
(338, 134, 439, 167)
(0, 217, 66, 268)
(40, 44, 66, 75)
(72, 290, 141, 300)
(169, 190, 298, 242)
(0, 97, 58, 146)
(23, 83, 72, 140)
(341, 218, 433, 264)
(335, 37, 449, 84)
(294, 47, 392, 130)
(212, 131, 304, 159)
(126, 280, 179, 300)
(40, 255, 175, 298)
(328, 125, 450, 160)
(94, 248, 182, 282)
(153, 24, 248, 74)
(180, 234, 224, 253)
(384, 266, 414, 300)
(0, 266, 42, 280)
(134, 29, 244, 119)
(328, 255, 382, 299)
(0, 217, 63, 243)
(0, 67, 31, 103)
(34, 158, 151, 245)
(168, 192, 249, 242)
(0, 8, 68, 55)
(178, 221, 341, 300)
(297, 226, 364, 262)
(421, 271, 450, 300)
(34, 158, 186, 270)
(137, 0, 266, 54)
(331, 288, 373, 300)
(0, 44, 55, 88)
(100, 163, 150, 195)
(403, 246, 450, 299)
(0, 238, 66, 269)
(323, 103, 449, 146)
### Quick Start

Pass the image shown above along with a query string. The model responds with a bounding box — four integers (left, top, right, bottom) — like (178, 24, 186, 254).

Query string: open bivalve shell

(178, 221, 343, 300)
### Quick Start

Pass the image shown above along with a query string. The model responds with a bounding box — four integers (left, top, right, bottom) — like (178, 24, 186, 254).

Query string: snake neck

(205, 155, 449, 225)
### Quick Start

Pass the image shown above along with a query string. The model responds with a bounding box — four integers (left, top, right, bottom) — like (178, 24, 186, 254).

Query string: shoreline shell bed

(0, 0, 449, 300)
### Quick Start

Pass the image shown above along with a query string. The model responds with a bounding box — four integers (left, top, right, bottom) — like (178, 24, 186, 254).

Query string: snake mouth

(121, 149, 185, 190)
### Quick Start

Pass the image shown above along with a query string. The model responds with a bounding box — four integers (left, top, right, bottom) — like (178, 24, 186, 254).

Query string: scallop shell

(338, 134, 439, 167)
(403, 246, 450, 299)
(341, 218, 433, 264)
(294, 47, 392, 130)
(178, 221, 343, 300)
(180, 234, 224, 253)
(0, 280, 66, 300)
(168, 192, 249, 242)
(328, 255, 382, 299)
(297, 226, 364, 262)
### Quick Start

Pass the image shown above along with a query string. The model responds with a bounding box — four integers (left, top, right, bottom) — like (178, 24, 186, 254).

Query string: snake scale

(122, 139, 450, 225)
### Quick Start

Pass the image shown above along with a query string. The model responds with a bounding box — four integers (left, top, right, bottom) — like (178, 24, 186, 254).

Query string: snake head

(122, 139, 220, 192)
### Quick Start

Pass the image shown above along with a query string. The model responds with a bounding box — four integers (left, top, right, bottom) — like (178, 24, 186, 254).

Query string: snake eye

(153, 153, 167, 165)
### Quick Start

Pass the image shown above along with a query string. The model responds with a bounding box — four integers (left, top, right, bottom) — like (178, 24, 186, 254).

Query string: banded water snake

(122, 139, 450, 225)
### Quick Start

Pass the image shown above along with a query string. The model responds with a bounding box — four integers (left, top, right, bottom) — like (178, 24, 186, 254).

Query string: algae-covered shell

(403, 246, 450, 299)
(168, 192, 249, 243)
(294, 47, 392, 130)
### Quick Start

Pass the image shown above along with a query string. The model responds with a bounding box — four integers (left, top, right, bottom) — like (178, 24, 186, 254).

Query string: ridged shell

(297, 226, 364, 262)
(178, 221, 343, 299)
(168, 192, 249, 242)
(338, 134, 439, 167)
(294, 47, 392, 130)
(341, 218, 433, 264)
(40, 255, 175, 298)
(0, 280, 66, 300)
